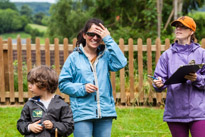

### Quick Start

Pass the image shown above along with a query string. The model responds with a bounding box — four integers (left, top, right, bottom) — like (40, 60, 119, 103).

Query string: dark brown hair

(76, 18, 104, 47)
(191, 33, 196, 42)
(27, 65, 58, 93)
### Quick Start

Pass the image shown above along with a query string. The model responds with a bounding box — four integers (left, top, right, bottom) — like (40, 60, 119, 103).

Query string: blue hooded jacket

(154, 41, 205, 122)
(59, 35, 127, 122)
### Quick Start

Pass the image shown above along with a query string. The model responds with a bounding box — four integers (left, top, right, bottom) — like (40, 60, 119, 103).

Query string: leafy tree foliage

(189, 12, 205, 40)
(14, 2, 51, 15)
(47, 0, 94, 42)
(93, 0, 158, 43)
(33, 12, 45, 25)
(41, 15, 50, 26)
(0, 9, 27, 33)
(183, 0, 205, 14)
(24, 24, 44, 42)
(161, 0, 205, 42)
(0, 0, 17, 10)
(20, 5, 33, 22)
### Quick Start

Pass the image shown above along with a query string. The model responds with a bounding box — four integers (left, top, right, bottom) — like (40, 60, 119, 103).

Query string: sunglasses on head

(86, 32, 101, 38)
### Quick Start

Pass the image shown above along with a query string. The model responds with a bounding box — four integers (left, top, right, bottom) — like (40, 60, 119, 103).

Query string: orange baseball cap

(171, 16, 196, 32)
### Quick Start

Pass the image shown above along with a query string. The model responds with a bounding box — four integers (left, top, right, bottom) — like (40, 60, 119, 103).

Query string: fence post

(119, 38, 126, 104)
(17, 37, 23, 103)
(26, 38, 32, 99)
(35, 38, 41, 66)
(54, 38, 61, 96)
(138, 38, 144, 104)
(63, 38, 70, 103)
(63, 38, 69, 61)
(155, 38, 162, 105)
(4, 41, 9, 93)
(165, 38, 170, 50)
(128, 38, 134, 104)
(45, 38, 50, 66)
(147, 38, 153, 104)
(201, 38, 205, 49)
(8, 38, 15, 103)
(0, 37, 5, 103)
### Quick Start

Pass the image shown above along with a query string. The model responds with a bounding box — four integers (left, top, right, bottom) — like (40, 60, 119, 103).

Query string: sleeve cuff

(102, 35, 111, 42)
(27, 124, 31, 132)
(195, 74, 202, 82)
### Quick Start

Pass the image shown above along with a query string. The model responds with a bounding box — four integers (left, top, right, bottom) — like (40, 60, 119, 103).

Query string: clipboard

(164, 63, 205, 85)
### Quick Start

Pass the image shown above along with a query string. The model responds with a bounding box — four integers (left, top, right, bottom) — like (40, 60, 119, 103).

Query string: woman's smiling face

(83, 24, 102, 49)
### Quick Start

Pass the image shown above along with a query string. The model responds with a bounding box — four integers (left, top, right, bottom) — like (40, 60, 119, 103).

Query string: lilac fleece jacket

(153, 41, 205, 122)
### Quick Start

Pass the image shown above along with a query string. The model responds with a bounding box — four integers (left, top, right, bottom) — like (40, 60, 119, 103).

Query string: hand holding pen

(147, 75, 158, 80)
(148, 75, 164, 88)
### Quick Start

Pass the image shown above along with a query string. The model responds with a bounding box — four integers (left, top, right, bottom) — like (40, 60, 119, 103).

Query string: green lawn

(28, 24, 47, 33)
(0, 106, 171, 137)
(0, 32, 31, 40)
(0, 24, 47, 44)
(0, 32, 46, 44)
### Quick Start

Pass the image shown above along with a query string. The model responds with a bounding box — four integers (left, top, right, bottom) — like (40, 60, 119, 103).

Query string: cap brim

(171, 20, 191, 30)
(171, 20, 180, 26)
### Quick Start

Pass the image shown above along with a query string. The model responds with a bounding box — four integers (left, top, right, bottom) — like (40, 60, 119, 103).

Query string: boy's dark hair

(27, 65, 58, 93)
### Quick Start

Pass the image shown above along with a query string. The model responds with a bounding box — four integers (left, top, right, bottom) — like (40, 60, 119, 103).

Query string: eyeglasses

(175, 24, 189, 30)
(86, 32, 101, 38)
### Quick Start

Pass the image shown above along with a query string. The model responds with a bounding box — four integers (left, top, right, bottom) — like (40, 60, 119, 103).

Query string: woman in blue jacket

(153, 16, 205, 137)
(59, 18, 127, 137)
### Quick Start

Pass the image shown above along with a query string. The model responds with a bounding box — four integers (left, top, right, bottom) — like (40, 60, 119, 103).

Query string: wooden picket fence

(0, 37, 205, 105)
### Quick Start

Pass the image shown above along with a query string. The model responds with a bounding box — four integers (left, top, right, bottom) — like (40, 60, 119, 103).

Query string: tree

(182, 0, 205, 14)
(41, 15, 49, 26)
(163, 0, 205, 27)
(93, 0, 158, 43)
(47, 0, 93, 42)
(0, 9, 26, 33)
(47, 0, 205, 43)
(157, 0, 163, 38)
(20, 5, 33, 22)
(0, 0, 17, 10)
(33, 12, 45, 25)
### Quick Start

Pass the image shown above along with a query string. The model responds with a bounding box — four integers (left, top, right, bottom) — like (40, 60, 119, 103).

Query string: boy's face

(28, 83, 43, 96)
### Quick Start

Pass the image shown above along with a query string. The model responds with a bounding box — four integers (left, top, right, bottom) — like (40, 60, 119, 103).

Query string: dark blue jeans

(74, 118, 113, 137)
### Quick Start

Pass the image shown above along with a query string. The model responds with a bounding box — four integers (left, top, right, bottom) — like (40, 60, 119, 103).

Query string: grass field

(0, 24, 47, 44)
(0, 106, 171, 137)
(28, 24, 47, 33)
(0, 32, 46, 44)
(0, 32, 31, 39)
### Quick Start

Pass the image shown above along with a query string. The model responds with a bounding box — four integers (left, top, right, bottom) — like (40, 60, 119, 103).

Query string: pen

(147, 75, 158, 80)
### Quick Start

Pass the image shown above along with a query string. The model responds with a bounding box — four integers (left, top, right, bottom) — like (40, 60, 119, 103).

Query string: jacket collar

(29, 94, 62, 102)
(170, 41, 200, 53)
(74, 44, 106, 56)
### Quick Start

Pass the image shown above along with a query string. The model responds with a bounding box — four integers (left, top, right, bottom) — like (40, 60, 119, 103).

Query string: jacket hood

(170, 41, 200, 53)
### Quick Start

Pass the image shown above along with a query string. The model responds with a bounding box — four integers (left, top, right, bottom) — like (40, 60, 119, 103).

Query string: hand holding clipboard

(164, 63, 205, 85)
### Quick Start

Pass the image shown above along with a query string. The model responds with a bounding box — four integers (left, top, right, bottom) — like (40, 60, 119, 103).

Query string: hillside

(14, 2, 52, 15)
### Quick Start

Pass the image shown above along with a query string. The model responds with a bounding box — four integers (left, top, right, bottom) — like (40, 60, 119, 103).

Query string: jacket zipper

(80, 44, 105, 119)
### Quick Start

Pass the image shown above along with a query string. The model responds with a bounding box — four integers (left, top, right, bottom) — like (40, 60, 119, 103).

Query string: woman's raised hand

(94, 23, 110, 39)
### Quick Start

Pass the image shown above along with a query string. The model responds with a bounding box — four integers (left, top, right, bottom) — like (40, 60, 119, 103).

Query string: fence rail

(1, 37, 205, 105)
